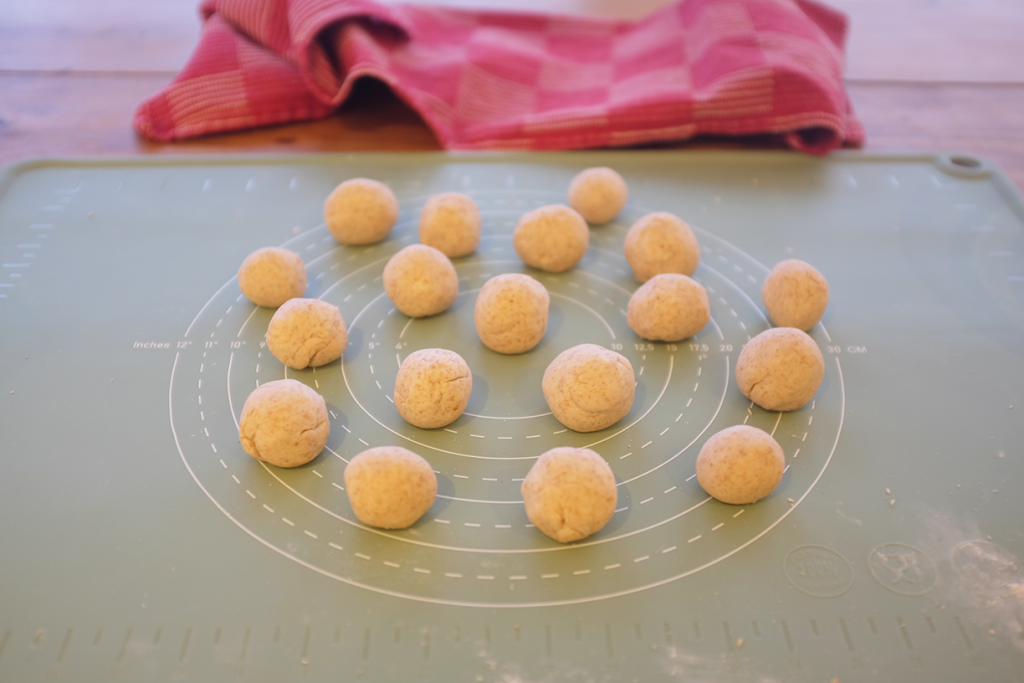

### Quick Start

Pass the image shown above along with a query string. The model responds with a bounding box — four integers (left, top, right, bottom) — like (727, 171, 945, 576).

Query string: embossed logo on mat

(953, 541, 1022, 589)
(868, 543, 938, 596)
(784, 545, 853, 598)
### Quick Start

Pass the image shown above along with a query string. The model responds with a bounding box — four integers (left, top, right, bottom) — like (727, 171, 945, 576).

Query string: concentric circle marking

(169, 179, 846, 607)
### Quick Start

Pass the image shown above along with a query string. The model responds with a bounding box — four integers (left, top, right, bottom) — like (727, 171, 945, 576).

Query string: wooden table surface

(2, 0, 1023, 191)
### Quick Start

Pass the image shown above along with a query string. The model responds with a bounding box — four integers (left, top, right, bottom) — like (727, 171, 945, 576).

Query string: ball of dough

(266, 298, 348, 369)
(237, 247, 307, 307)
(474, 274, 549, 354)
(394, 348, 473, 429)
(624, 212, 700, 282)
(344, 446, 437, 529)
(513, 205, 589, 272)
(521, 447, 617, 543)
(383, 244, 459, 318)
(627, 273, 710, 341)
(762, 259, 830, 331)
(696, 425, 785, 505)
(542, 344, 635, 432)
(238, 379, 329, 468)
(418, 192, 481, 258)
(323, 178, 399, 245)
(567, 167, 628, 224)
(735, 327, 824, 411)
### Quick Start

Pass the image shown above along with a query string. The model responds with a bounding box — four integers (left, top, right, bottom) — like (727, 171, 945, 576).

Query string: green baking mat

(1, 151, 1022, 682)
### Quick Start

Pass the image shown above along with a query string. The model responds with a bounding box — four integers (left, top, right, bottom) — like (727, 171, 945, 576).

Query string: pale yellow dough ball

(762, 259, 830, 331)
(237, 247, 307, 308)
(627, 273, 710, 342)
(238, 379, 329, 468)
(735, 327, 824, 411)
(521, 447, 618, 543)
(696, 425, 785, 505)
(323, 178, 399, 245)
(266, 298, 348, 369)
(624, 212, 700, 282)
(383, 244, 459, 318)
(418, 192, 481, 258)
(567, 167, 628, 224)
(513, 205, 589, 272)
(344, 446, 437, 529)
(394, 348, 472, 429)
(474, 274, 549, 354)
(542, 344, 635, 432)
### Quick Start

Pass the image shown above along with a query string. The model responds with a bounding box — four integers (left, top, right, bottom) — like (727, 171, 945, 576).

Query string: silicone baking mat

(1, 151, 1022, 682)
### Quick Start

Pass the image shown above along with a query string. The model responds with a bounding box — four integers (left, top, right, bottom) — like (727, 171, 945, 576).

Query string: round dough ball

(344, 446, 437, 529)
(383, 244, 459, 318)
(521, 447, 617, 543)
(266, 298, 348, 369)
(627, 273, 710, 341)
(624, 212, 700, 282)
(474, 274, 549, 354)
(238, 379, 329, 468)
(513, 205, 589, 272)
(323, 178, 399, 245)
(696, 425, 785, 505)
(735, 327, 824, 411)
(762, 259, 830, 331)
(418, 192, 481, 258)
(542, 344, 635, 432)
(237, 247, 307, 307)
(394, 348, 472, 429)
(567, 167, 628, 224)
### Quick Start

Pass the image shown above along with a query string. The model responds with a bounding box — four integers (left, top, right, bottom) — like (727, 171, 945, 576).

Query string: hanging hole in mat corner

(950, 155, 982, 169)
(936, 154, 991, 179)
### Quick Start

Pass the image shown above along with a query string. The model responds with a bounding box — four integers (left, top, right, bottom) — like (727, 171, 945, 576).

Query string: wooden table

(2, 0, 1023, 192)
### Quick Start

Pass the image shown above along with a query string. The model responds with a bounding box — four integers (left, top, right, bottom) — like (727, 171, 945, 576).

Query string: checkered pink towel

(134, 0, 863, 153)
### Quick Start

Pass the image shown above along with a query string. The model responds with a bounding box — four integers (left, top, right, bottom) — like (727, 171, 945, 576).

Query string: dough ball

(735, 327, 824, 411)
(394, 348, 472, 429)
(521, 447, 617, 543)
(237, 247, 306, 307)
(474, 274, 549, 354)
(323, 178, 399, 245)
(542, 344, 635, 432)
(762, 259, 830, 331)
(266, 298, 348, 369)
(238, 379, 329, 468)
(567, 167, 628, 224)
(383, 244, 459, 318)
(624, 212, 700, 282)
(696, 425, 785, 505)
(418, 192, 481, 258)
(627, 273, 710, 342)
(344, 446, 437, 529)
(513, 204, 589, 272)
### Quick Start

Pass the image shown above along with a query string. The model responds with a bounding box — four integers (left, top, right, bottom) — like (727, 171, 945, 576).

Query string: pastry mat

(0, 151, 1022, 682)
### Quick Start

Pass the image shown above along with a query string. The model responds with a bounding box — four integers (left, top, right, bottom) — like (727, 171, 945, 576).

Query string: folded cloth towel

(134, 0, 863, 154)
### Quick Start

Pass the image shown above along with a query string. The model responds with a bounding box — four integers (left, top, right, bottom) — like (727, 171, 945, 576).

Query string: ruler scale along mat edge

(0, 151, 1022, 682)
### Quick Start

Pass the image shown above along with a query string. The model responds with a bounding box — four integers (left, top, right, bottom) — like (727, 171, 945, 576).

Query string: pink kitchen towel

(134, 0, 864, 154)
